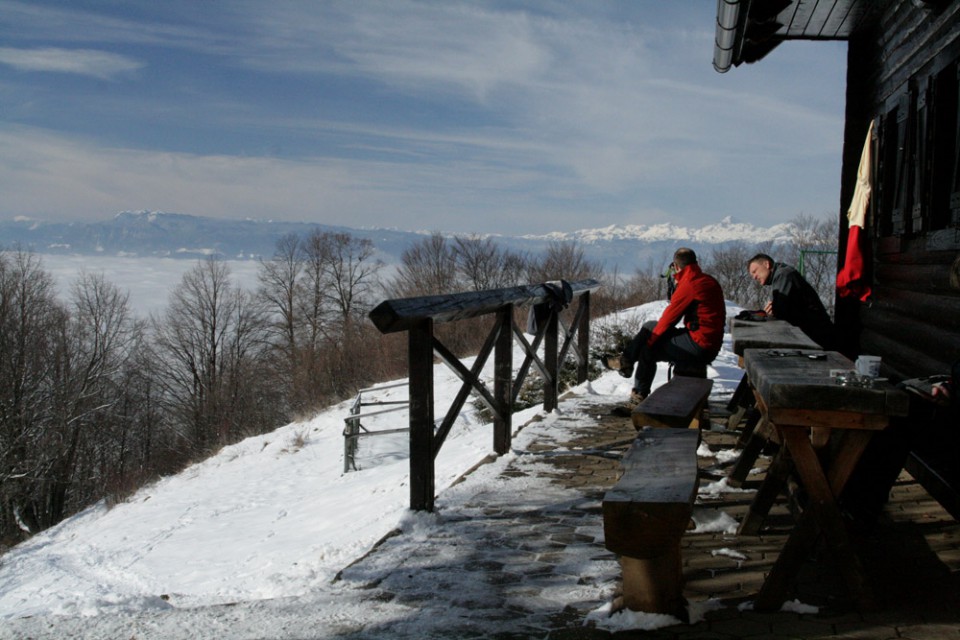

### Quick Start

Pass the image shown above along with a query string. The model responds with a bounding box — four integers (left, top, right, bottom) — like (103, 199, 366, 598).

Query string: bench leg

(620, 547, 685, 617)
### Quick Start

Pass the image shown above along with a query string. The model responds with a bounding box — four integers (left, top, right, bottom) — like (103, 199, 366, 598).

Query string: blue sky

(0, 1, 848, 235)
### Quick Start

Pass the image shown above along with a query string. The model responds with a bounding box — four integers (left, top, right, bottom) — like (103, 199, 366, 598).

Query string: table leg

(754, 425, 876, 612)
(738, 443, 791, 535)
(726, 373, 754, 430)
(735, 406, 762, 448)
(727, 416, 772, 488)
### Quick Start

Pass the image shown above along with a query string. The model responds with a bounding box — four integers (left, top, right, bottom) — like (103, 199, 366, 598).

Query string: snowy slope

(0, 301, 747, 638)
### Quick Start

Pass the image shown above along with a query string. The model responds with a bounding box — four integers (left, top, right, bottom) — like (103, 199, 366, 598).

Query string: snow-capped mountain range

(1, 211, 794, 271)
(527, 217, 793, 245)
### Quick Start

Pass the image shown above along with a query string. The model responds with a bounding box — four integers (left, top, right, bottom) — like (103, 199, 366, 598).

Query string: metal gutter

(714, 0, 746, 73)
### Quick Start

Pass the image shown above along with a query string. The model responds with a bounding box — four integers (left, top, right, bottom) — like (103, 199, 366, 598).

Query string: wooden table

(739, 348, 909, 611)
(730, 318, 821, 359)
(725, 320, 823, 481)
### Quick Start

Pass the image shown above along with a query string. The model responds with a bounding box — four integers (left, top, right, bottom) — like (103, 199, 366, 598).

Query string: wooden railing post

(577, 291, 591, 384)
(544, 308, 559, 412)
(409, 319, 435, 511)
(494, 306, 513, 455)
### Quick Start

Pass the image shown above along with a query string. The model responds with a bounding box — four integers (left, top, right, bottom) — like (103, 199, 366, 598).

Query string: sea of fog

(38, 255, 278, 317)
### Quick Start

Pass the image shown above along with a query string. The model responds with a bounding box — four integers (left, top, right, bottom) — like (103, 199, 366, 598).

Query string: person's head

(673, 248, 697, 273)
(747, 254, 775, 286)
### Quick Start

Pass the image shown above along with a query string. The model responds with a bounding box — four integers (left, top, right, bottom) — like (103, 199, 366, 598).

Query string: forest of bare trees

(0, 214, 837, 548)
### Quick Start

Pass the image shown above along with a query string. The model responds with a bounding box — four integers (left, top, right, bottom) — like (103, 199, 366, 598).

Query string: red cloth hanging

(837, 121, 873, 302)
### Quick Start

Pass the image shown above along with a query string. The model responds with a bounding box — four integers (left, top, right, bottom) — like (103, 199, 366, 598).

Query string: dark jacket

(769, 262, 837, 350)
(647, 263, 725, 353)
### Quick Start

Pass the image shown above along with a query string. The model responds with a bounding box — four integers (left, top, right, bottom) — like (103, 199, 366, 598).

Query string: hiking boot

(600, 354, 634, 378)
(611, 390, 646, 417)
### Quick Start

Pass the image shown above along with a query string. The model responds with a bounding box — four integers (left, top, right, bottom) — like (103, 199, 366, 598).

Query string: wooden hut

(713, 0, 960, 516)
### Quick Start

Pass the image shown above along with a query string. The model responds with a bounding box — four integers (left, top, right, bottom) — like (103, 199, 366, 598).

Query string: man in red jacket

(606, 248, 725, 405)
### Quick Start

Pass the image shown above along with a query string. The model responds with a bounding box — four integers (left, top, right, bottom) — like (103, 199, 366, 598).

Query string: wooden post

(343, 415, 359, 474)
(577, 292, 590, 384)
(544, 308, 559, 412)
(408, 320, 435, 511)
(494, 306, 513, 455)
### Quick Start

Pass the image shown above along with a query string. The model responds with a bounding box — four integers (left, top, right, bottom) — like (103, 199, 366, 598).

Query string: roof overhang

(713, 0, 877, 73)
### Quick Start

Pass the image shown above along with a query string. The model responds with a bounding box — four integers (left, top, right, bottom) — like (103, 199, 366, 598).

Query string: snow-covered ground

(0, 301, 748, 639)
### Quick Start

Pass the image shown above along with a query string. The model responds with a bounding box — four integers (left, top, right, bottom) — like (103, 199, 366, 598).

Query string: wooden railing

(368, 279, 601, 511)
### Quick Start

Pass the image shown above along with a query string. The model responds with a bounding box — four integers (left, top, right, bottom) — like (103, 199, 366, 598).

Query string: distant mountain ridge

(1, 210, 793, 271)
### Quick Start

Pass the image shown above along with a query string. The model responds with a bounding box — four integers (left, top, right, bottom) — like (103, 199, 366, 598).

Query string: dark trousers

(623, 320, 716, 396)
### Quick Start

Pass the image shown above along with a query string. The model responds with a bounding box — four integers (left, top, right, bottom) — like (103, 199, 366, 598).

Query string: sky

(0, 1, 848, 236)
(0, 300, 772, 639)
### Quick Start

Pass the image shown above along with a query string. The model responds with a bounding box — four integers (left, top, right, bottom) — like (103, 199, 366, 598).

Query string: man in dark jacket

(606, 248, 725, 404)
(747, 253, 838, 350)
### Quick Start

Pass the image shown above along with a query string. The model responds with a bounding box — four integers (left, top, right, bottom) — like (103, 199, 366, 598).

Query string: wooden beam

(368, 279, 600, 334)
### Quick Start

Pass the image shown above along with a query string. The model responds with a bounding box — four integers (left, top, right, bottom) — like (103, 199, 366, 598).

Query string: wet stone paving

(336, 390, 960, 639)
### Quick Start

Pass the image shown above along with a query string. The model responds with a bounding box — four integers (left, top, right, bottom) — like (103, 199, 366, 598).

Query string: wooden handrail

(368, 279, 600, 334)
(367, 278, 600, 511)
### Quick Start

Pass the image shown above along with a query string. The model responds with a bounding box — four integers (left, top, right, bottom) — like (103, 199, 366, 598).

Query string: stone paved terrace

(338, 388, 960, 639)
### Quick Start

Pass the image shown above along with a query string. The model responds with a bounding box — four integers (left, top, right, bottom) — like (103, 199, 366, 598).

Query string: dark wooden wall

(837, 0, 960, 382)
(835, 0, 960, 517)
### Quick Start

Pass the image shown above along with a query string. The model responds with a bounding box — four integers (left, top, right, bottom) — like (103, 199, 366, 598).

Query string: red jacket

(647, 263, 725, 352)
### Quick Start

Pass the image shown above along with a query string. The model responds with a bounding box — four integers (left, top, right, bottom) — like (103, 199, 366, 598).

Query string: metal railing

(342, 381, 409, 473)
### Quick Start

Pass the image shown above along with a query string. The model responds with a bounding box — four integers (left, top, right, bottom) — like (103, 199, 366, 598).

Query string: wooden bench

(669, 361, 707, 379)
(631, 376, 714, 430)
(603, 428, 701, 616)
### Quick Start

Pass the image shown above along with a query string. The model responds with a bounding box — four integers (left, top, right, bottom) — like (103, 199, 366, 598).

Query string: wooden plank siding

(835, 0, 960, 515)
(837, 0, 960, 381)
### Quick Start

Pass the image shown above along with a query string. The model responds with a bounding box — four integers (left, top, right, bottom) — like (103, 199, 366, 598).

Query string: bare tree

(0, 250, 64, 539)
(323, 233, 383, 328)
(297, 229, 334, 352)
(526, 240, 603, 283)
(258, 233, 303, 368)
(778, 213, 839, 314)
(451, 235, 528, 291)
(0, 257, 145, 540)
(292, 232, 382, 401)
(499, 250, 531, 288)
(153, 257, 271, 453)
(703, 242, 756, 308)
(392, 232, 459, 297)
(43, 272, 142, 524)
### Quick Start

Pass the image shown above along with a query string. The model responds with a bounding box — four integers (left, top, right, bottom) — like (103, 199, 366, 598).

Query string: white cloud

(0, 126, 563, 231)
(0, 47, 143, 79)
(0, 2, 849, 232)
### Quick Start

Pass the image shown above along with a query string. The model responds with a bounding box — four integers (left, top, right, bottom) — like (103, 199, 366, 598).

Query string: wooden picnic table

(730, 318, 821, 358)
(739, 347, 909, 611)
(724, 320, 823, 476)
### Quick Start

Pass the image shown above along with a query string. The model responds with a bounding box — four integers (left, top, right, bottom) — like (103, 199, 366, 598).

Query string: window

(874, 56, 960, 236)
(929, 60, 959, 231)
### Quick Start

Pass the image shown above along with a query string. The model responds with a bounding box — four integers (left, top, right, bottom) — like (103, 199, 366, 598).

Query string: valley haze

(3, 209, 793, 265)
(3, 210, 794, 315)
